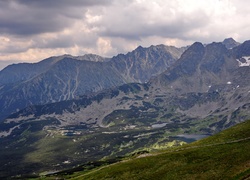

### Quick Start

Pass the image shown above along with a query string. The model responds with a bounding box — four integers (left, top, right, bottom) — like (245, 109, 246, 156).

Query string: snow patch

(227, 81, 232, 85)
(151, 123, 168, 128)
(236, 56, 250, 67)
(63, 160, 71, 164)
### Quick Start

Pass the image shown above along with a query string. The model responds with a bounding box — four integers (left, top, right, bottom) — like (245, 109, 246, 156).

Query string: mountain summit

(222, 37, 240, 49)
(150, 41, 238, 93)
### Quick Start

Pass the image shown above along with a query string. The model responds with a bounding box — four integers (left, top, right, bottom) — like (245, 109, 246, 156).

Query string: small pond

(151, 123, 168, 128)
(172, 134, 210, 143)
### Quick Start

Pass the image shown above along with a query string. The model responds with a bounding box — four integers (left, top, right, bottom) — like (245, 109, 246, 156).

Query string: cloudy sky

(0, 0, 249, 69)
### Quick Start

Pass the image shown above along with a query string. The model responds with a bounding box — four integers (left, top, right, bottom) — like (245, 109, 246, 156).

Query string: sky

(0, 0, 249, 69)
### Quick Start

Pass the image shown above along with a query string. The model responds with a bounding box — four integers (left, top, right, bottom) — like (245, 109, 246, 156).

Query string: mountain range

(4, 38, 249, 131)
(0, 38, 250, 178)
(0, 45, 185, 121)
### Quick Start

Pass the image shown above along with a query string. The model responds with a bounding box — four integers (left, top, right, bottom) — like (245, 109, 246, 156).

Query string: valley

(0, 38, 250, 179)
(42, 119, 250, 180)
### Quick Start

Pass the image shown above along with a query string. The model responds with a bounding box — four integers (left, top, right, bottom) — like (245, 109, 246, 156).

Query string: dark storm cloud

(0, 0, 113, 36)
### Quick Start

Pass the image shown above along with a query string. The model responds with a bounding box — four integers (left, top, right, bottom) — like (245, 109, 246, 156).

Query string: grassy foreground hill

(41, 120, 250, 180)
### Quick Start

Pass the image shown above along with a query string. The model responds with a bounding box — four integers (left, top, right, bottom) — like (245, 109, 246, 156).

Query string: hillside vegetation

(43, 120, 250, 180)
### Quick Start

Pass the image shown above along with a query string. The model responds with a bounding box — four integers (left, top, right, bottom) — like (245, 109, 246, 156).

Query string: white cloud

(0, 0, 250, 68)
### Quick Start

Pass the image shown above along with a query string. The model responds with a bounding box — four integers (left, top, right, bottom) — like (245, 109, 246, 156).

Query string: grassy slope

(54, 120, 250, 180)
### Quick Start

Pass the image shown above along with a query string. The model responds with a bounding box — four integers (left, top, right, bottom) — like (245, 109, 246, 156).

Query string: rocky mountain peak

(200, 42, 229, 73)
(182, 42, 204, 55)
(174, 42, 205, 74)
(49, 54, 110, 62)
(150, 41, 239, 93)
(79, 54, 110, 62)
(135, 45, 144, 50)
(110, 44, 185, 83)
(222, 37, 240, 49)
(150, 42, 205, 86)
